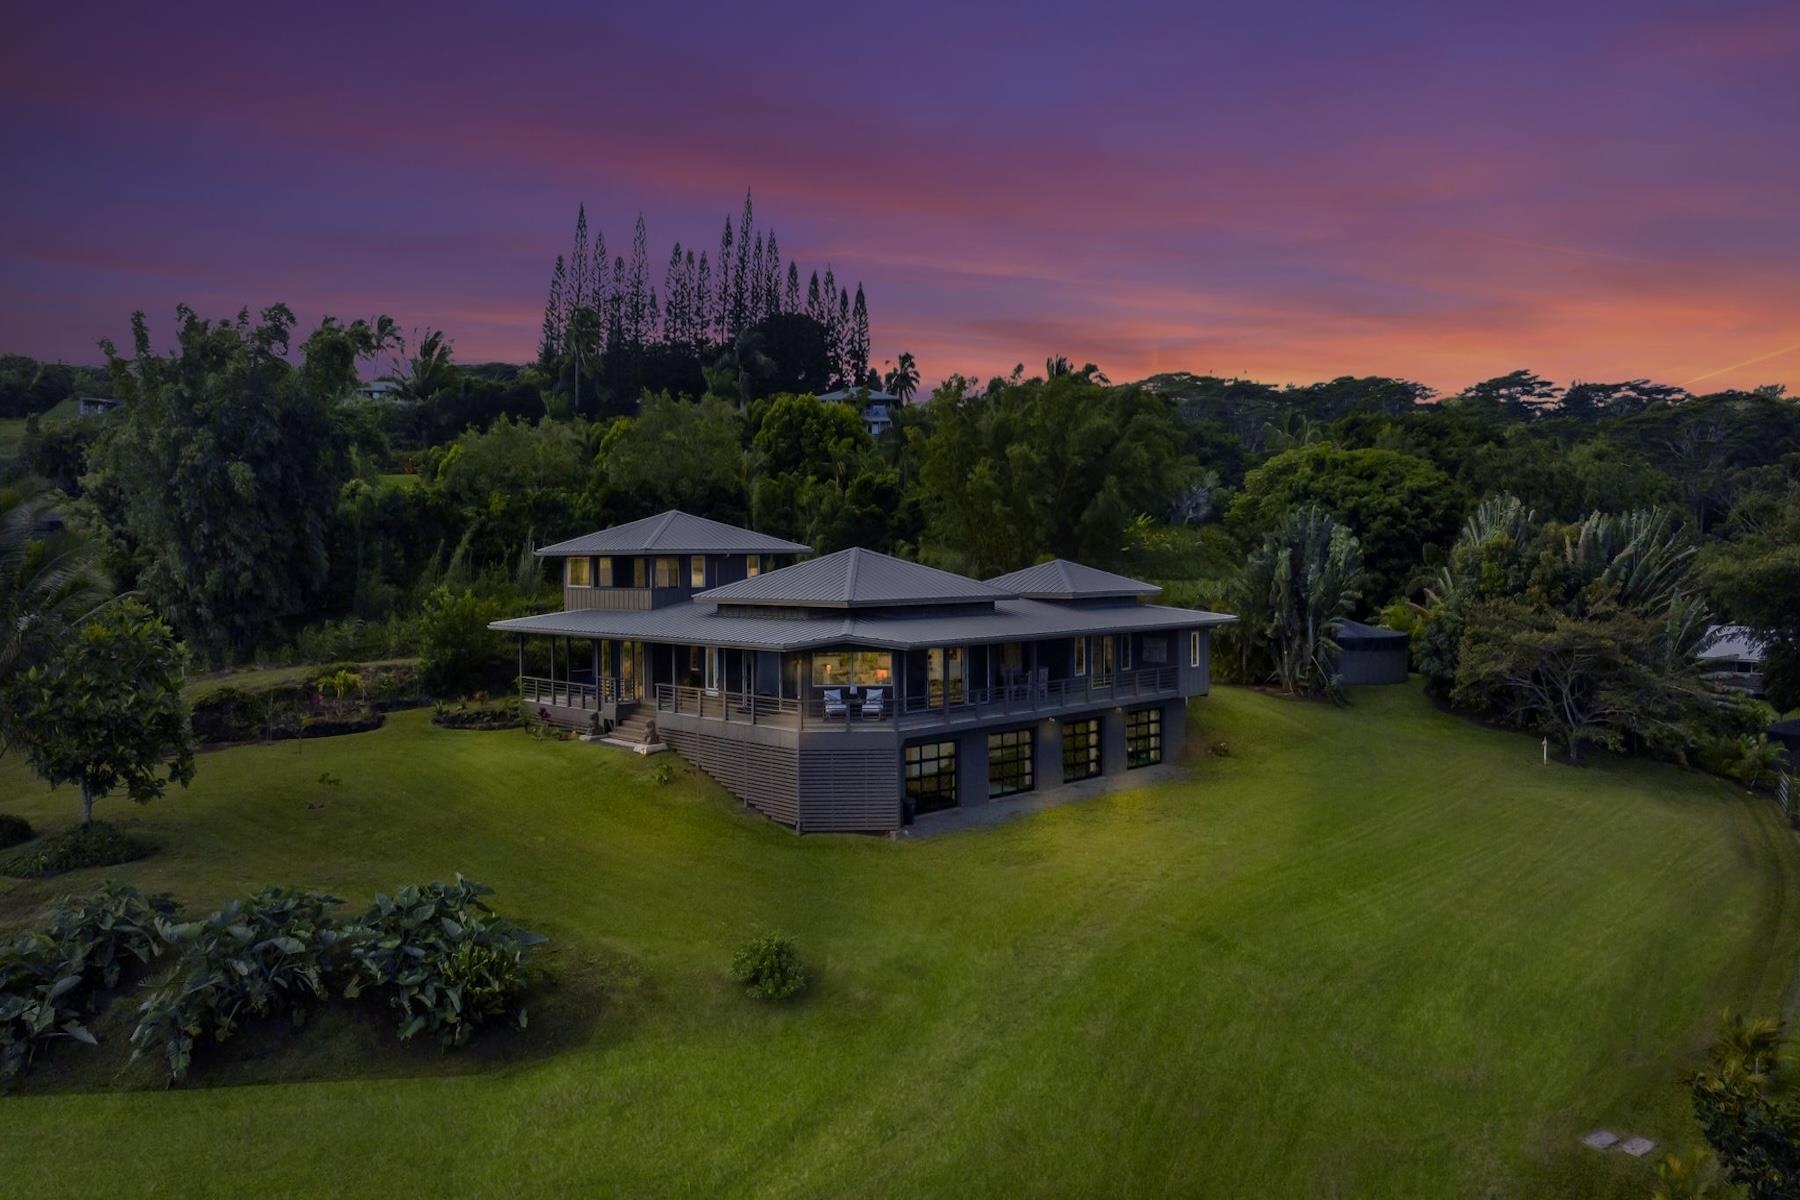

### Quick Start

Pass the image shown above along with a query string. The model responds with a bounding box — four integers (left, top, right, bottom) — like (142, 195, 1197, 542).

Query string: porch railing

(520, 675, 618, 711)
(563, 584, 654, 612)
(648, 665, 1181, 731)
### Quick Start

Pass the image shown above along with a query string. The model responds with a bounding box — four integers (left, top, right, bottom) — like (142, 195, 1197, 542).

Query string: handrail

(644, 665, 1180, 729)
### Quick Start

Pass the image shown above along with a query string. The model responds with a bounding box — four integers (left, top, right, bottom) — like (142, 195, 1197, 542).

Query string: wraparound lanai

(494, 512, 1235, 833)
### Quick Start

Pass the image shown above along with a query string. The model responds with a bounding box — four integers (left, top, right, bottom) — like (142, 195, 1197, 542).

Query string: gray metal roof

(985, 559, 1160, 600)
(492, 596, 1235, 652)
(695, 547, 1016, 609)
(1701, 624, 1764, 664)
(1336, 619, 1409, 649)
(535, 511, 811, 558)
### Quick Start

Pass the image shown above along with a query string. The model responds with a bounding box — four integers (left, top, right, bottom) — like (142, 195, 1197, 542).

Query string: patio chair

(823, 688, 848, 720)
(860, 687, 885, 720)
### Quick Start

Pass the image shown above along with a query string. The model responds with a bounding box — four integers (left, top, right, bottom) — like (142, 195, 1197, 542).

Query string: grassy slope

(0, 684, 1794, 1199)
(0, 396, 79, 459)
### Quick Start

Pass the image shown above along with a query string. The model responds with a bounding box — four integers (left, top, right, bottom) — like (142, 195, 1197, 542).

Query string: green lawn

(0, 396, 80, 459)
(1, 684, 1795, 1198)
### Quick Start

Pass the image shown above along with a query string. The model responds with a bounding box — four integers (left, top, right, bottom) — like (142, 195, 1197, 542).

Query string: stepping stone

(1581, 1130, 1619, 1150)
(1620, 1137, 1655, 1158)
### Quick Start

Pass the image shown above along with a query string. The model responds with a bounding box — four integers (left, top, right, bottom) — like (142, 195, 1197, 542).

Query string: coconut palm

(883, 351, 920, 404)
(382, 327, 457, 402)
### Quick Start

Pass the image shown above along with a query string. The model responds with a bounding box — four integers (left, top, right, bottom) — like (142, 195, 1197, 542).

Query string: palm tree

(883, 351, 920, 404)
(381, 328, 457, 402)
(0, 481, 112, 690)
(1235, 505, 1367, 701)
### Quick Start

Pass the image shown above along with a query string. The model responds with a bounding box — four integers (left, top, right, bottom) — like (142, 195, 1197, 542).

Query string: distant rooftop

(1336, 619, 1409, 649)
(818, 388, 900, 404)
(536, 510, 812, 558)
(1702, 625, 1765, 664)
(697, 546, 1016, 609)
(986, 559, 1160, 601)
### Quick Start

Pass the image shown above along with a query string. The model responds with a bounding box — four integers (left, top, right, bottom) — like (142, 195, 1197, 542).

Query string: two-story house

(493, 510, 1236, 833)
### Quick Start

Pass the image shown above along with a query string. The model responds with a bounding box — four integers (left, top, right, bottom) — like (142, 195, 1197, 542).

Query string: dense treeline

(2, 194, 1797, 772)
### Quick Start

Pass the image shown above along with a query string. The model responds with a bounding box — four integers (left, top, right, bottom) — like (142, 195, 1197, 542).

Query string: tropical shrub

(340, 877, 542, 1048)
(418, 586, 507, 696)
(1687, 1012, 1800, 1200)
(131, 887, 342, 1082)
(3, 821, 151, 878)
(1231, 505, 1367, 702)
(0, 884, 175, 1084)
(0, 813, 32, 849)
(730, 933, 807, 1002)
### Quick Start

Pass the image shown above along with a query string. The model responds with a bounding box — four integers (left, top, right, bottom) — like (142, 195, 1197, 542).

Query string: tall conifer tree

(785, 262, 801, 314)
(697, 251, 714, 349)
(848, 284, 871, 386)
(715, 217, 734, 342)
(538, 256, 566, 368)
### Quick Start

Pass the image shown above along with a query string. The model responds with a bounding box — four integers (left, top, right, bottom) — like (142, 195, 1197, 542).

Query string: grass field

(0, 684, 1795, 1198)
(0, 396, 80, 459)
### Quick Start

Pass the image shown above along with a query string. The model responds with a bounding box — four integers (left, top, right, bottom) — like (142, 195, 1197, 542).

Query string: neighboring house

(818, 387, 900, 437)
(357, 379, 405, 403)
(1334, 620, 1410, 686)
(75, 395, 122, 418)
(1701, 625, 1766, 696)
(492, 511, 1236, 833)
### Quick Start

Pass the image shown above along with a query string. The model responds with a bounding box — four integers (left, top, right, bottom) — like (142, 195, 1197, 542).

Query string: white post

(1542, 737, 1548, 766)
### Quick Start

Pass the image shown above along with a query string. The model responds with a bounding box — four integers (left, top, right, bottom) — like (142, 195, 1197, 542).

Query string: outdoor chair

(861, 687, 885, 719)
(823, 688, 848, 720)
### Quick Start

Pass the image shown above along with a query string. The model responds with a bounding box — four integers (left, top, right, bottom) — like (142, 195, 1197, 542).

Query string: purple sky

(3, 1, 1798, 393)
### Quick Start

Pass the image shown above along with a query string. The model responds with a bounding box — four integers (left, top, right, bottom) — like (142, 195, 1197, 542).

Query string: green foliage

(0, 479, 111, 695)
(1649, 1148, 1720, 1200)
(1687, 1013, 1800, 1200)
(730, 933, 807, 1002)
(89, 304, 394, 660)
(1231, 505, 1367, 701)
(0, 884, 175, 1083)
(1704, 480, 1800, 712)
(598, 393, 746, 518)
(1445, 509, 1724, 764)
(316, 668, 364, 702)
(340, 877, 543, 1048)
(433, 414, 591, 508)
(2, 821, 152, 879)
(6, 598, 195, 825)
(0, 813, 31, 849)
(131, 887, 343, 1082)
(419, 587, 506, 697)
(651, 760, 677, 786)
(918, 372, 1191, 576)
(1229, 443, 1464, 605)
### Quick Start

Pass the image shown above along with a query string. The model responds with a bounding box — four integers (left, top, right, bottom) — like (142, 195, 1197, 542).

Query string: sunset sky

(3, 0, 1797, 394)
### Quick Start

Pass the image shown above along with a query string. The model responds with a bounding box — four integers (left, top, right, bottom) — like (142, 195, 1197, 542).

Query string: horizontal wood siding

(798, 747, 901, 833)
(662, 726, 801, 827)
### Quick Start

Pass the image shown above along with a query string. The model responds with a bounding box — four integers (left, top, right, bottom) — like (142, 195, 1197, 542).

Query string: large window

(1063, 718, 1101, 782)
(745, 554, 763, 577)
(654, 557, 680, 588)
(905, 740, 958, 815)
(690, 555, 706, 587)
(1126, 706, 1163, 768)
(598, 556, 615, 587)
(812, 650, 893, 688)
(632, 558, 647, 588)
(988, 728, 1034, 798)
(565, 557, 592, 586)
